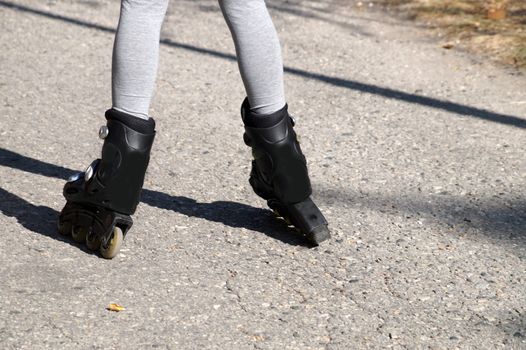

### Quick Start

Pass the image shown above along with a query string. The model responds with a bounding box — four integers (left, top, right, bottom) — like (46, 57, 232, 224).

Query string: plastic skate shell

(268, 197, 330, 245)
(58, 109, 155, 258)
(241, 99, 330, 245)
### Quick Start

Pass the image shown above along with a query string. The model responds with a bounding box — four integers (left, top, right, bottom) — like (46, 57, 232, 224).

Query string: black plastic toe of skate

(266, 198, 331, 246)
(306, 224, 331, 246)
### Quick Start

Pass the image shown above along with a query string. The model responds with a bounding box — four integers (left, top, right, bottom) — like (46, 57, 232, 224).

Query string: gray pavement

(1, 0, 526, 349)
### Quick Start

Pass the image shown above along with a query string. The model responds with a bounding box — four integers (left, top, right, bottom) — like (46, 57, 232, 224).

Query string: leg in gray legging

(219, 0, 286, 115)
(111, 0, 285, 118)
(112, 0, 169, 120)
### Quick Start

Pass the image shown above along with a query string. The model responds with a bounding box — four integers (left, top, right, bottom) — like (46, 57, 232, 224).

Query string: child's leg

(219, 0, 286, 116)
(112, 0, 169, 120)
(58, 0, 167, 258)
(219, 0, 330, 245)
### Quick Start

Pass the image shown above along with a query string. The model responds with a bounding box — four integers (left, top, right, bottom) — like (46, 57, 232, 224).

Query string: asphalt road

(1, 0, 525, 349)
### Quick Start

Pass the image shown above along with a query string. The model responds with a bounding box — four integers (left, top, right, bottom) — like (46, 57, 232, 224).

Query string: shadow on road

(0, 148, 310, 247)
(0, 187, 95, 253)
(266, 1, 425, 32)
(493, 310, 526, 342)
(2, 147, 525, 248)
(0, 0, 524, 129)
(0, 187, 58, 238)
(0, 148, 77, 179)
(141, 190, 308, 246)
(316, 185, 526, 241)
(191, 0, 439, 32)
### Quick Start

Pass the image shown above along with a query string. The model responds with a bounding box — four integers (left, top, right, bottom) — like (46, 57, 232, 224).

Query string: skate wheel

(71, 226, 88, 243)
(86, 232, 101, 251)
(99, 227, 123, 259)
(58, 221, 71, 236)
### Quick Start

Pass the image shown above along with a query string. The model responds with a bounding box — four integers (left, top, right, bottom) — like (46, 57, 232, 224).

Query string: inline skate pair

(58, 101, 329, 258)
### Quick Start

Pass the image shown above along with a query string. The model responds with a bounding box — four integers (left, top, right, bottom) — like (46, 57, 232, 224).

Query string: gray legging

(112, 0, 286, 120)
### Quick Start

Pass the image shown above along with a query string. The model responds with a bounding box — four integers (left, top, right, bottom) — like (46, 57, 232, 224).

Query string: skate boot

(241, 99, 330, 245)
(58, 109, 156, 258)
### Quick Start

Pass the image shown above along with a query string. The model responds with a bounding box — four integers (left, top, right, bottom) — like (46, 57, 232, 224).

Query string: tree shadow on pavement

(493, 310, 526, 343)
(0, 0, 524, 129)
(316, 185, 526, 242)
(266, 1, 378, 34)
(196, 0, 374, 36)
(0, 148, 310, 247)
(197, 0, 426, 32)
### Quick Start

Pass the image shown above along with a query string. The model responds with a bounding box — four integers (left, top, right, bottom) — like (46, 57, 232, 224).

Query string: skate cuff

(241, 97, 288, 128)
(105, 109, 156, 134)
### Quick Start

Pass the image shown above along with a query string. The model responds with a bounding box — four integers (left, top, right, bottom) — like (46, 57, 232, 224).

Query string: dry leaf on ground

(106, 303, 126, 312)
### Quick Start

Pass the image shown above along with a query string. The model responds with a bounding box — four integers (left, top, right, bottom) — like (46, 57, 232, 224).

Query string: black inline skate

(58, 109, 156, 258)
(241, 99, 330, 245)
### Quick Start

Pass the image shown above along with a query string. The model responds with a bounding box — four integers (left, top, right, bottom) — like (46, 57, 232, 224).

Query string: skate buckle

(67, 172, 82, 183)
(99, 125, 109, 139)
(84, 159, 100, 182)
